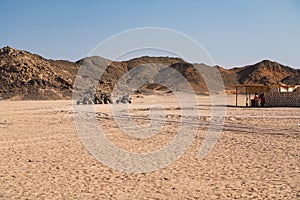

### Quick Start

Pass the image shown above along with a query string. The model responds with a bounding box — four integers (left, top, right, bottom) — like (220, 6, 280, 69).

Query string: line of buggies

(76, 93, 131, 105)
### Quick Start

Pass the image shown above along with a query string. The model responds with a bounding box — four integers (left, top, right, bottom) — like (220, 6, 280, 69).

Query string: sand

(0, 94, 299, 199)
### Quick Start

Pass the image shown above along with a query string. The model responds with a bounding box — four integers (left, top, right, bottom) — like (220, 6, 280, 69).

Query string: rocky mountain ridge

(0, 46, 299, 100)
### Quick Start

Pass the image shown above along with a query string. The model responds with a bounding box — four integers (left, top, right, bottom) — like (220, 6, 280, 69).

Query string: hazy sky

(1, 0, 299, 68)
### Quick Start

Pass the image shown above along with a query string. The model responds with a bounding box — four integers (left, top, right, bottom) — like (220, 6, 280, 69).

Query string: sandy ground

(0, 94, 299, 199)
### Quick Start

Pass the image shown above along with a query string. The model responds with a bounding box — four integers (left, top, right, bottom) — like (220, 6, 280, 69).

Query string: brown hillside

(0, 46, 79, 100)
(233, 60, 300, 85)
(0, 46, 299, 100)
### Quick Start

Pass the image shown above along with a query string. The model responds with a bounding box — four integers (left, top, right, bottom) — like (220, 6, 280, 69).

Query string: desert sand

(0, 94, 299, 199)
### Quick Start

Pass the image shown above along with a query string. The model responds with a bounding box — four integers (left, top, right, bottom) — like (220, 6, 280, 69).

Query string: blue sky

(1, 0, 299, 68)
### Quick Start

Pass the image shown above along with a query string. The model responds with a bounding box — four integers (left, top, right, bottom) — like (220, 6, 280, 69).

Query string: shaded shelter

(235, 83, 300, 107)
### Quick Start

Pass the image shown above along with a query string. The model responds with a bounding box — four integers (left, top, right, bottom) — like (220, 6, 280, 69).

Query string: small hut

(235, 83, 300, 107)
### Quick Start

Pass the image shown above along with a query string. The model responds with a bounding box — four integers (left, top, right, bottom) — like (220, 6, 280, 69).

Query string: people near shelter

(254, 93, 259, 107)
(251, 92, 266, 107)
(260, 93, 265, 107)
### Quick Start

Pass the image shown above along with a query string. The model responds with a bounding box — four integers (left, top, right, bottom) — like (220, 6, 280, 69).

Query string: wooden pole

(236, 87, 238, 107)
(246, 87, 248, 107)
(249, 90, 251, 107)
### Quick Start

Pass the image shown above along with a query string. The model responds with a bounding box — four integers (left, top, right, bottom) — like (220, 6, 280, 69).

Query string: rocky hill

(0, 46, 79, 100)
(0, 46, 299, 100)
(75, 55, 187, 94)
(232, 60, 300, 85)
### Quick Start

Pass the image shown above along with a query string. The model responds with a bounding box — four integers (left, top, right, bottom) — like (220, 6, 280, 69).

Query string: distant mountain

(232, 60, 300, 85)
(0, 46, 299, 100)
(0, 46, 79, 100)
